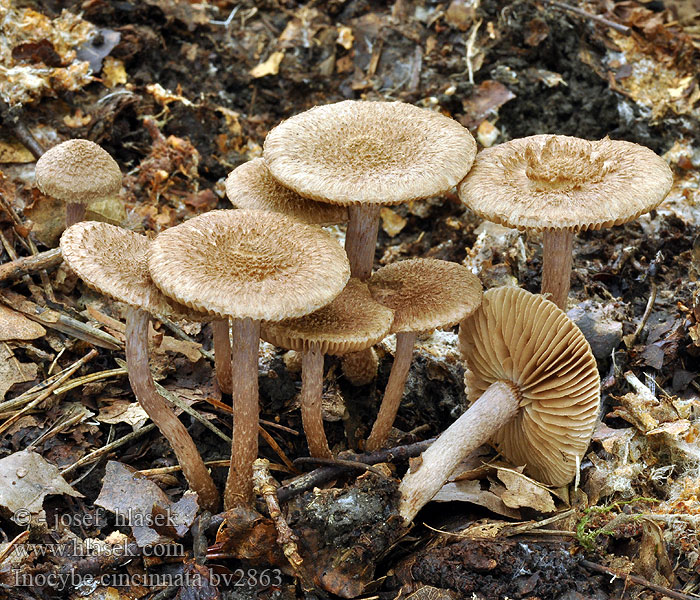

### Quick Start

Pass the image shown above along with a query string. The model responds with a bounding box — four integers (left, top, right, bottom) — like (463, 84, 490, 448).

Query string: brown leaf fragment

(432, 480, 521, 518)
(496, 468, 556, 513)
(460, 80, 516, 129)
(95, 461, 198, 547)
(0, 304, 46, 341)
(0, 450, 82, 516)
(0, 342, 38, 401)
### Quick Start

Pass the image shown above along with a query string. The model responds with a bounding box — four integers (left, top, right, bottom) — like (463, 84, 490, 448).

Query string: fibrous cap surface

(148, 209, 350, 322)
(369, 258, 482, 334)
(264, 100, 477, 206)
(459, 134, 673, 232)
(36, 139, 122, 204)
(226, 158, 348, 225)
(60, 222, 201, 320)
(261, 278, 393, 355)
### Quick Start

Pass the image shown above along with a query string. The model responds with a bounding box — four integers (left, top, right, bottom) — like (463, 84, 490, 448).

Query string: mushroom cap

(459, 286, 600, 486)
(36, 139, 122, 204)
(458, 134, 674, 232)
(226, 159, 349, 225)
(261, 278, 393, 355)
(368, 258, 482, 334)
(263, 100, 477, 206)
(148, 209, 350, 322)
(60, 222, 203, 320)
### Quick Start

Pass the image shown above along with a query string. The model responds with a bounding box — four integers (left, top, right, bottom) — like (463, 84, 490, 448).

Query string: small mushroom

(365, 259, 482, 451)
(458, 135, 673, 309)
(148, 209, 350, 508)
(264, 100, 476, 279)
(226, 158, 349, 226)
(398, 286, 600, 523)
(60, 222, 219, 512)
(262, 279, 394, 458)
(36, 139, 122, 227)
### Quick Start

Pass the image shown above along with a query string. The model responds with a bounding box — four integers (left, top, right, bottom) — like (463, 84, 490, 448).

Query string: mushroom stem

(541, 229, 574, 310)
(66, 203, 86, 227)
(301, 344, 332, 458)
(125, 307, 219, 512)
(365, 331, 417, 451)
(345, 205, 381, 280)
(398, 380, 520, 523)
(224, 317, 261, 509)
(213, 318, 233, 395)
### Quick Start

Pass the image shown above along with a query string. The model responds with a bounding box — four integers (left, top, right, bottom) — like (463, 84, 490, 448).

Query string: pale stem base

(541, 229, 574, 310)
(66, 203, 86, 227)
(398, 380, 520, 523)
(301, 345, 332, 458)
(345, 204, 381, 280)
(213, 318, 232, 395)
(224, 318, 261, 509)
(126, 307, 219, 512)
(365, 331, 417, 451)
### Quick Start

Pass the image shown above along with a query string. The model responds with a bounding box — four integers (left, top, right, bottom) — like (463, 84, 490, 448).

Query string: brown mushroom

(60, 222, 219, 512)
(262, 278, 394, 458)
(365, 259, 482, 451)
(148, 209, 350, 508)
(264, 100, 477, 280)
(36, 139, 122, 227)
(226, 158, 349, 226)
(398, 286, 600, 523)
(458, 135, 673, 309)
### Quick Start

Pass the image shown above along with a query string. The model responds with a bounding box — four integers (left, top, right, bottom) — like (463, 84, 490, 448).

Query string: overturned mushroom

(36, 139, 122, 227)
(365, 258, 482, 451)
(458, 135, 673, 309)
(148, 209, 350, 508)
(60, 222, 219, 512)
(264, 100, 476, 280)
(399, 286, 600, 523)
(262, 278, 393, 458)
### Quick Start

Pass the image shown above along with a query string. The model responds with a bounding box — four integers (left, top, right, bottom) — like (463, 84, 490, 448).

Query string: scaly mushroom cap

(459, 135, 673, 232)
(261, 278, 393, 355)
(368, 258, 482, 334)
(226, 159, 349, 225)
(60, 222, 202, 320)
(264, 100, 477, 206)
(36, 139, 122, 205)
(459, 286, 600, 486)
(148, 209, 350, 322)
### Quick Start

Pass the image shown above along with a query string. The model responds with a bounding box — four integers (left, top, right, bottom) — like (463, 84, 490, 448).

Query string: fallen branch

(542, 0, 632, 35)
(0, 247, 62, 283)
(277, 437, 435, 502)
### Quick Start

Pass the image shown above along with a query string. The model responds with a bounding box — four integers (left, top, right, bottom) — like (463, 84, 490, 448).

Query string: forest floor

(0, 0, 700, 599)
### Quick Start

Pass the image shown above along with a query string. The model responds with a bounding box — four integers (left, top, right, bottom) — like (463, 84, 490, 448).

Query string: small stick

(258, 425, 297, 473)
(0, 531, 30, 564)
(252, 458, 306, 577)
(0, 247, 62, 283)
(60, 423, 158, 477)
(624, 282, 657, 347)
(157, 314, 215, 362)
(294, 456, 386, 476)
(0, 99, 44, 159)
(580, 559, 696, 600)
(542, 0, 632, 35)
(0, 349, 98, 436)
(51, 367, 127, 396)
(0, 289, 121, 349)
(138, 459, 291, 477)
(277, 437, 435, 502)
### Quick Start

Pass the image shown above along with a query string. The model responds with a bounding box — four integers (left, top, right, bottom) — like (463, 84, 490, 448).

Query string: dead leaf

(0, 342, 38, 401)
(0, 450, 82, 516)
(496, 468, 556, 513)
(101, 56, 127, 88)
(95, 461, 198, 547)
(97, 399, 149, 430)
(380, 207, 407, 237)
(250, 51, 285, 78)
(0, 138, 35, 163)
(0, 304, 46, 340)
(433, 479, 521, 518)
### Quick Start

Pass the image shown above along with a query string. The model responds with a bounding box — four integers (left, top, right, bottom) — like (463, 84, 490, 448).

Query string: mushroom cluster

(43, 111, 673, 529)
